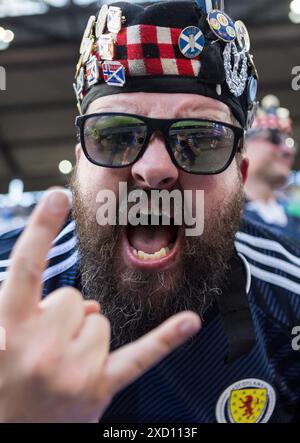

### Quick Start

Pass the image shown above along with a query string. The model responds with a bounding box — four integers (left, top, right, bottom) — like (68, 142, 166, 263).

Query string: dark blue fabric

(0, 214, 299, 423)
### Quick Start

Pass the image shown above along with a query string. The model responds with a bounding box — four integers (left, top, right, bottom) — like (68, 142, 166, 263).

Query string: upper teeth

(133, 247, 170, 261)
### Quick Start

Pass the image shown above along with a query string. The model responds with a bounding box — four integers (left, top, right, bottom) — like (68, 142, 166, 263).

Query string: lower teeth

(133, 246, 172, 261)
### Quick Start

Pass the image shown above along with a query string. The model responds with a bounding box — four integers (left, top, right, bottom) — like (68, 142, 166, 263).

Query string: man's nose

(131, 133, 179, 189)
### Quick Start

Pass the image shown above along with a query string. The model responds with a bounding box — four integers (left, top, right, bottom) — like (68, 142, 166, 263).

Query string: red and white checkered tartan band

(252, 115, 292, 134)
(97, 25, 201, 78)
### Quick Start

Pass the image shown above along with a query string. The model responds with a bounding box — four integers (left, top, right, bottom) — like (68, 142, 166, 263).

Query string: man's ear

(240, 157, 249, 184)
(75, 143, 81, 163)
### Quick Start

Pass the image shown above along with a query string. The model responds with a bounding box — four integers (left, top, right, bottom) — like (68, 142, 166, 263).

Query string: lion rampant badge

(216, 379, 276, 423)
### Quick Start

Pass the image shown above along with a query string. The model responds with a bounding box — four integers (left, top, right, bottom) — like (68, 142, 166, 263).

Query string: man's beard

(70, 173, 245, 350)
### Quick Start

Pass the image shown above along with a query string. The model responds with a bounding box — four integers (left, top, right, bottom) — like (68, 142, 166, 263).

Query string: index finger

(102, 311, 201, 397)
(1, 190, 70, 316)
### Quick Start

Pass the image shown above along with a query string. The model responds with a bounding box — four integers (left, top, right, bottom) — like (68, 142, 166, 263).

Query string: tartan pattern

(112, 25, 201, 77)
(252, 115, 292, 134)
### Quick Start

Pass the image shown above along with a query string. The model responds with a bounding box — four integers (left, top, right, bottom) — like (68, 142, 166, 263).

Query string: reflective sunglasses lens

(169, 121, 236, 173)
(83, 115, 147, 167)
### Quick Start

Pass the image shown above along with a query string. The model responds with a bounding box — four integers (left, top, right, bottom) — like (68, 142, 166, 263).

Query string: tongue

(127, 225, 175, 254)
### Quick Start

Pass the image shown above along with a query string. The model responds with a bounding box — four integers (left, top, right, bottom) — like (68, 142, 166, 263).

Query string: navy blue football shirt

(244, 199, 300, 245)
(0, 214, 300, 423)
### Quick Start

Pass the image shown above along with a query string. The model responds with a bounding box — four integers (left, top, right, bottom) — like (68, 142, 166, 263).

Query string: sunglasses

(258, 129, 297, 151)
(75, 113, 244, 175)
(248, 129, 298, 152)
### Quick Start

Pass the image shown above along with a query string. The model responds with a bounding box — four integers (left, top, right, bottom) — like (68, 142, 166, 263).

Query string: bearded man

(0, 0, 299, 424)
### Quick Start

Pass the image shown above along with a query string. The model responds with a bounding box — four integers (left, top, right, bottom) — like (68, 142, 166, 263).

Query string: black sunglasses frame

(75, 112, 245, 175)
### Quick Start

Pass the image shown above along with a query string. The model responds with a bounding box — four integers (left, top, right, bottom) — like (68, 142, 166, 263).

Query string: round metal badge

(178, 26, 205, 59)
(235, 20, 251, 52)
(216, 379, 276, 423)
(207, 10, 236, 42)
(247, 76, 258, 107)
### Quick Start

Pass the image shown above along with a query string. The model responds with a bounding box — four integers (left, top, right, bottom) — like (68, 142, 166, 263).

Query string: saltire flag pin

(179, 26, 205, 59)
(86, 55, 100, 88)
(96, 4, 109, 38)
(107, 6, 123, 34)
(98, 34, 115, 60)
(102, 61, 126, 87)
(207, 10, 236, 42)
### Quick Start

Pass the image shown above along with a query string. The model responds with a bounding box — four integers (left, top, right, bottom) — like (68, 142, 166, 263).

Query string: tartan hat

(74, 0, 259, 129)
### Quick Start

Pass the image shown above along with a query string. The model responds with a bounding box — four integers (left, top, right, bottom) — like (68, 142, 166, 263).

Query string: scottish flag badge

(178, 26, 205, 59)
(102, 61, 126, 87)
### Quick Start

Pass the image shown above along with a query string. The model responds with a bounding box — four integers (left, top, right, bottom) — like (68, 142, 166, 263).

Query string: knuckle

(131, 355, 147, 374)
(157, 334, 173, 354)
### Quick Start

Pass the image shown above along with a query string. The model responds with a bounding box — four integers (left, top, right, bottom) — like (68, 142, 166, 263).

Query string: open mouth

(121, 212, 183, 271)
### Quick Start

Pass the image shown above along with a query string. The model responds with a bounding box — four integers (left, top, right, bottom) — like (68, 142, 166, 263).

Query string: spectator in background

(244, 95, 300, 242)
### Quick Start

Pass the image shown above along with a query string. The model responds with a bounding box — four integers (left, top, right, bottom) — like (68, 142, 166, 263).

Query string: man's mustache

(95, 182, 204, 236)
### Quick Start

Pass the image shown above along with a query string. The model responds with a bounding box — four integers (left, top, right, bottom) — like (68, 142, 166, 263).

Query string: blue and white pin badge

(179, 26, 205, 59)
(102, 61, 126, 87)
(207, 10, 236, 42)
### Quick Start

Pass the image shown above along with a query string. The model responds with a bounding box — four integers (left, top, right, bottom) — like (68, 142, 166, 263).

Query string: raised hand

(0, 190, 201, 423)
